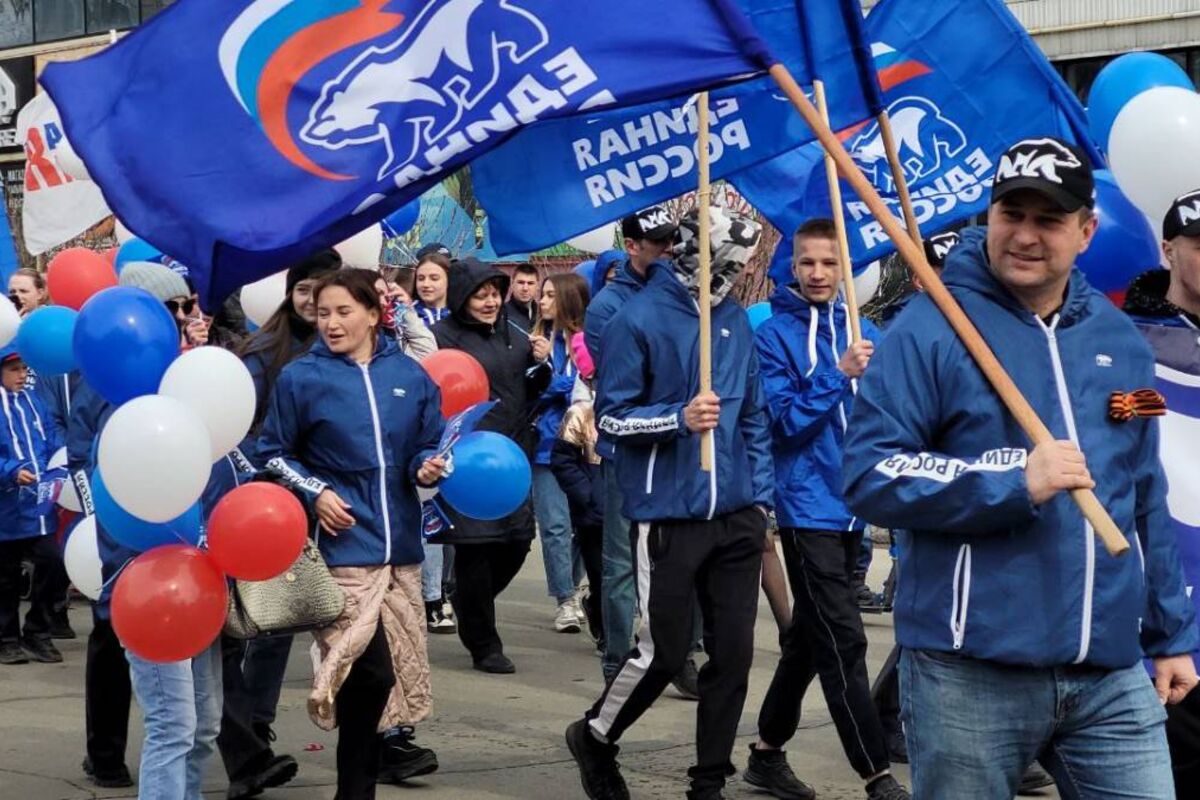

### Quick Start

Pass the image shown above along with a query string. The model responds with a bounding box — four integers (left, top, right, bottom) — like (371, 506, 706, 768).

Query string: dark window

(34, 0, 85, 42)
(1, 1, 36, 47)
(86, 0, 137, 33)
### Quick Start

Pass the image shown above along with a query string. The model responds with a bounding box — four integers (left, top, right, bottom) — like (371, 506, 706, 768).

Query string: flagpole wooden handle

(768, 64, 1128, 557)
(814, 80, 862, 344)
(697, 92, 714, 473)
(877, 110, 924, 249)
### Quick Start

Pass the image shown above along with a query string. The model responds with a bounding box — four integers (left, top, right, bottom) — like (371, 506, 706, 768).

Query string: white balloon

(853, 261, 881, 309)
(0, 295, 19, 348)
(1109, 87, 1200, 227)
(568, 223, 618, 254)
(240, 270, 288, 328)
(48, 447, 81, 511)
(159, 347, 256, 461)
(335, 224, 384, 269)
(114, 218, 135, 244)
(97, 395, 213, 523)
(64, 516, 104, 600)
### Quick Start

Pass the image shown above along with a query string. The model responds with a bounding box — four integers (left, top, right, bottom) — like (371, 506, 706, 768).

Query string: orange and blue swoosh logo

(218, 0, 406, 181)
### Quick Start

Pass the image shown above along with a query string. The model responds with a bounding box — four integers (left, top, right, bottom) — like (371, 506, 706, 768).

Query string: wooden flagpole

(768, 64, 1128, 557)
(877, 109, 924, 248)
(814, 80, 862, 344)
(697, 92, 714, 472)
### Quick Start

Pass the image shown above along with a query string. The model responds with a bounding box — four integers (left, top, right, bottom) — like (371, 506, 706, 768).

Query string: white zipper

(1038, 316, 1094, 664)
(14, 397, 46, 537)
(645, 443, 658, 494)
(950, 543, 972, 650)
(359, 364, 392, 565)
(828, 304, 848, 432)
(705, 429, 717, 521)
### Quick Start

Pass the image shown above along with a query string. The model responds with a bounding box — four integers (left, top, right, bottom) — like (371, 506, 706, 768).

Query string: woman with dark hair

(258, 268, 447, 798)
(8, 268, 49, 317)
(431, 257, 550, 674)
(531, 273, 591, 633)
(413, 254, 452, 328)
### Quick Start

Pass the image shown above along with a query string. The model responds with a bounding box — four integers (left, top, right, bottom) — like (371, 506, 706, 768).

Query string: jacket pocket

(949, 543, 972, 651)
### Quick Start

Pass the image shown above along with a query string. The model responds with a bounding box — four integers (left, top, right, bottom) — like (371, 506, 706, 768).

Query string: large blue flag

(474, 0, 885, 255)
(40, 0, 775, 306)
(733, 0, 1102, 286)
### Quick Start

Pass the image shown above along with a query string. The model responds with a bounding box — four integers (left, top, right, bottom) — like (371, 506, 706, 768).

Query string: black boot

(744, 745, 816, 800)
(378, 727, 439, 783)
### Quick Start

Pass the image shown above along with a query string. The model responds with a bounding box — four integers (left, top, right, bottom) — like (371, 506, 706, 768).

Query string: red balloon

(111, 545, 227, 663)
(421, 349, 490, 418)
(102, 247, 118, 266)
(46, 248, 118, 310)
(207, 484, 308, 581)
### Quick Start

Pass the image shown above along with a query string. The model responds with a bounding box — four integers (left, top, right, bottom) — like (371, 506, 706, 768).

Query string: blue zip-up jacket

(412, 302, 451, 329)
(533, 329, 578, 466)
(584, 252, 655, 460)
(257, 336, 445, 568)
(33, 371, 80, 436)
(843, 227, 1198, 668)
(596, 267, 773, 522)
(755, 286, 881, 531)
(1, 358, 62, 541)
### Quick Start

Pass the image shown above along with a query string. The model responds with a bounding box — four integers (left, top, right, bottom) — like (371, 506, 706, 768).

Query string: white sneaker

(555, 601, 582, 633)
(441, 601, 454, 620)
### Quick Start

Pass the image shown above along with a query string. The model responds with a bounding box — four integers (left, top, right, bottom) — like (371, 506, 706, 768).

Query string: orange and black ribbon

(1108, 389, 1167, 422)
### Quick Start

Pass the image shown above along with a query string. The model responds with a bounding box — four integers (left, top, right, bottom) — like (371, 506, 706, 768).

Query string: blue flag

(40, 0, 774, 306)
(732, 0, 1102, 286)
(474, 0, 885, 255)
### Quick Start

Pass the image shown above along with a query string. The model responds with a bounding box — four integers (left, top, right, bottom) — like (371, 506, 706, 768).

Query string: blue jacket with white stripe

(412, 302, 451, 329)
(1, 359, 62, 541)
(843, 227, 1198, 668)
(533, 329, 578, 466)
(257, 336, 445, 568)
(755, 285, 881, 531)
(596, 266, 773, 522)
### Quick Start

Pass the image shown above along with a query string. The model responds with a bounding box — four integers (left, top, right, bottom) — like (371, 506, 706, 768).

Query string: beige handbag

(224, 542, 346, 639)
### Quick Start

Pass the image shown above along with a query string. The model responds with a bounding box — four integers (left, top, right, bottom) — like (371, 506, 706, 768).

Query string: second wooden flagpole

(697, 92, 714, 472)
(814, 80, 862, 344)
(877, 109, 924, 248)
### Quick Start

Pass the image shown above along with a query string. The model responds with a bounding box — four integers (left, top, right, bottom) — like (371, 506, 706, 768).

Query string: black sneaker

(854, 580, 876, 608)
(426, 601, 457, 634)
(565, 718, 630, 800)
(0, 641, 28, 665)
(378, 726, 439, 783)
(671, 656, 700, 700)
(226, 754, 298, 799)
(1018, 762, 1055, 794)
(82, 758, 134, 789)
(50, 616, 77, 640)
(22, 637, 63, 663)
(473, 652, 515, 674)
(744, 745, 816, 800)
(687, 787, 726, 800)
(865, 774, 910, 800)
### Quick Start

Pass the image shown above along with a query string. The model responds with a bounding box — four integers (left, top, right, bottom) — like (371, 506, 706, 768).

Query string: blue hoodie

(596, 266, 773, 522)
(755, 285, 881, 531)
(1, 351, 62, 541)
(843, 227, 1198, 668)
(532, 328, 578, 466)
(257, 335, 445, 568)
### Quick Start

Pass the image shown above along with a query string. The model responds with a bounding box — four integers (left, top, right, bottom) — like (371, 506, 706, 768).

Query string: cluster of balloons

(419, 350, 531, 521)
(1086, 52, 1199, 291)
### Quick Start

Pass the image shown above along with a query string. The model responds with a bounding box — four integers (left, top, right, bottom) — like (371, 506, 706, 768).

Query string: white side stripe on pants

(591, 522, 654, 740)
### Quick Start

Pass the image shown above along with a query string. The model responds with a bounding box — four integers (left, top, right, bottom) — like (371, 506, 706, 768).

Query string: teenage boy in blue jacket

(844, 136, 1199, 799)
(566, 207, 771, 800)
(748, 219, 908, 800)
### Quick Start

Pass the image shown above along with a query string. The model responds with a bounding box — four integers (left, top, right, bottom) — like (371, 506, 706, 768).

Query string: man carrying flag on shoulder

(1123, 189, 1200, 797)
(844, 136, 1198, 799)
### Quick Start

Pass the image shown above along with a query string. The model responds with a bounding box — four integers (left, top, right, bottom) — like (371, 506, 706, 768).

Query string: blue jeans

(900, 649, 1173, 800)
(127, 640, 223, 800)
(421, 540, 444, 603)
(533, 465, 576, 602)
(600, 460, 636, 679)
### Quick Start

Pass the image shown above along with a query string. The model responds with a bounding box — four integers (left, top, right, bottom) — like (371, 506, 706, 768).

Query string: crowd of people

(2, 133, 1199, 800)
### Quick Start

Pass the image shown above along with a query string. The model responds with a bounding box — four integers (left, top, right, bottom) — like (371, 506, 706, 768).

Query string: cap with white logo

(922, 230, 961, 270)
(1163, 189, 1200, 240)
(991, 137, 1095, 213)
(621, 205, 678, 243)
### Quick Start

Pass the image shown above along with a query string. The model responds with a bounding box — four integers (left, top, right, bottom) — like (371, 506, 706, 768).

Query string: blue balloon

(114, 238, 164, 274)
(15, 306, 77, 376)
(92, 470, 202, 552)
(573, 259, 597, 286)
(1077, 170, 1161, 294)
(74, 286, 180, 405)
(1088, 53, 1194, 150)
(382, 200, 421, 238)
(440, 432, 532, 521)
(747, 302, 773, 331)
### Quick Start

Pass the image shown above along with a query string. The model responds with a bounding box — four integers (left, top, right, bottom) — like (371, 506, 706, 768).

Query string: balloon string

(98, 556, 135, 594)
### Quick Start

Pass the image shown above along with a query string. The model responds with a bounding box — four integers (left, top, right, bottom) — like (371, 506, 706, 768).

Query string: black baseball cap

(416, 242, 452, 260)
(621, 205, 677, 242)
(1163, 189, 1200, 240)
(922, 230, 961, 270)
(991, 137, 1095, 213)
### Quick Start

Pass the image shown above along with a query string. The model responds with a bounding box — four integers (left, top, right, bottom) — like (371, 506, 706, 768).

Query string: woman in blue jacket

(258, 268, 447, 799)
(531, 272, 588, 633)
(412, 253, 453, 328)
(0, 346, 64, 665)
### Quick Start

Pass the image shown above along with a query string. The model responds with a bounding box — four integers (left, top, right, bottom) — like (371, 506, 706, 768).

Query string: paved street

(0, 548, 1048, 800)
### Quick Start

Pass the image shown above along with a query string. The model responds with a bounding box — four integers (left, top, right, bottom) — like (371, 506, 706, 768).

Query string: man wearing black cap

(842, 136, 1198, 798)
(1124, 188, 1200, 798)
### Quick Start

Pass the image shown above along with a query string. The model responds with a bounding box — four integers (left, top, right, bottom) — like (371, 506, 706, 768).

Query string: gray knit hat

(118, 261, 191, 303)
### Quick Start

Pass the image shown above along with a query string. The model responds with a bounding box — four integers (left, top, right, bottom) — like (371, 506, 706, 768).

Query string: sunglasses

(166, 298, 197, 315)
